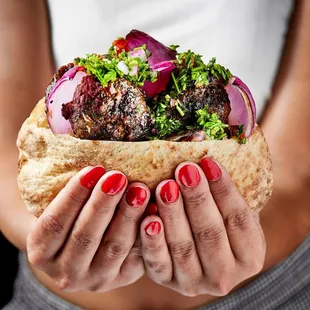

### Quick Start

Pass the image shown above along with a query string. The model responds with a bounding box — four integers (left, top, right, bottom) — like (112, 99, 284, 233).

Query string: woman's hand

(140, 158, 266, 297)
(27, 166, 150, 292)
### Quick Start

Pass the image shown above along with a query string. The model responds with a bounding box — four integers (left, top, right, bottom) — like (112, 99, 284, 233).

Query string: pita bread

(17, 98, 273, 217)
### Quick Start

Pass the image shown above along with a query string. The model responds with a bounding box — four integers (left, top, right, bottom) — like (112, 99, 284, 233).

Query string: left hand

(140, 157, 266, 297)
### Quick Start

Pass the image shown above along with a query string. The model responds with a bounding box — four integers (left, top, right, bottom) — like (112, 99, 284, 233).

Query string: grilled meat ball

(63, 76, 154, 141)
(183, 79, 231, 123)
(165, 79, 231, 128)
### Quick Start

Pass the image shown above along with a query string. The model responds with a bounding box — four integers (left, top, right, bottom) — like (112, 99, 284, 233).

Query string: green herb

(153, 114, 183, 138)
(196, 106, 228, 140)
(206, 57, 232, 84)
(176, 104, 185, 116)
(152, 95, 183, 138)
(169, 44, 180, 51)
(74, 46, 156, 88)
(174, 50, 210, 92)
(171, 72, 181, 93)
(167, 47, 233, 95)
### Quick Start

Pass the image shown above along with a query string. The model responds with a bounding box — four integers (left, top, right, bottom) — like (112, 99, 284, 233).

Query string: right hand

(27, 166, 150, 292)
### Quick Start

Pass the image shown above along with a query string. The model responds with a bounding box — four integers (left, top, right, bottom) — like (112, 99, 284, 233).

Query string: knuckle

(246, 257, 264, 275)
(145, 260, 169, 276)
(91, 199, 112, 215)
(183, 275, 205, 297)
(186, 191, 209, 209)
(68, 190, 86, 204)
(71, 228, 98, 252)
(211, 182, 231, 199)
(119, 208, 139, 224)
(180, 287, 201, 297)
(42, 214, 64, 237)
(27, 249, 48, 267)
(180, 277, 203, 297)
(210, 278, 232, 296)
(225, 209, 251, 231)
(194, 224, 224, 250)
(55, 276, 75, 292)
(104, 240, 130, 259)
(168, 240, 195, 260)
(143, 243, 162, 254)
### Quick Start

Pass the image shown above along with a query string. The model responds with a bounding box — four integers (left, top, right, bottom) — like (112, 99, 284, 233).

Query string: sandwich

(17, 30, 273, 217)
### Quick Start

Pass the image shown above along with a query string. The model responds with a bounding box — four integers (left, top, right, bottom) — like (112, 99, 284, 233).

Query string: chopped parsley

(206, 57, 233, 84)
(169, 49, 233, 95)
(74, 44, 156, 88)
(196, 106, 228, 140)
(152, 94, 183, 138)
(174, 50, 210, 92)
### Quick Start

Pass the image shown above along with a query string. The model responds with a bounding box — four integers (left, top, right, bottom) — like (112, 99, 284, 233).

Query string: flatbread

(17, 98, 273, 217)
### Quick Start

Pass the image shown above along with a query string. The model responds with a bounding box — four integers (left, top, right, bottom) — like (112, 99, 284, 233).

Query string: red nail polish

(80, 166, 105, 189)
(145, 221, 161, 236)
(160, 180, 179, 204)
(102, 173, 127, 195)
(178, 164, 201, 188)
(144, 203, 158, 217)
(200, 158, 222, 181)
(126, 186, 147, 207)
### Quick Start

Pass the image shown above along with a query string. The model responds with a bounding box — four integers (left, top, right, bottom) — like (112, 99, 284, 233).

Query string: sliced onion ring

(226, 76, 256, 137)
(46, 66, 87, 134)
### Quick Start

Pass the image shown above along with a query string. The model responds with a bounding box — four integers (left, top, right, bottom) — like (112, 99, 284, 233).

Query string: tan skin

(0, 0, 310, 309)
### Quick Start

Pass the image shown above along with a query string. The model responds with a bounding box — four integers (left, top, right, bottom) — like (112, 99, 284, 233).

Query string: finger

(175, 162, 234, 274)
(120, 235, 144, 283)
(92, 182, 150, 277)
(140, 216, 173, 285)
(155, 180, 203, 284)
(27, 166, 105, 265)
(200, 157, 265, 266)
(60, 171, 128, 270)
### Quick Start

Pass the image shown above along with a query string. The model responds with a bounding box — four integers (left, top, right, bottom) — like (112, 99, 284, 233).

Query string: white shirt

(48, 0, 293, 119)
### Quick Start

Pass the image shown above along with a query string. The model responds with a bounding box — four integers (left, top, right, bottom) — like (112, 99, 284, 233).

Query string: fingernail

(144, 203, 158, 217)
(145, 221, 161, 236)
(160, 180, 179, 204)
(80, 166, 106, 189)
(102, 173, 127, 195)
(200, 158, 221, 181)
(126, 186, 147, 207)
(178, 164, 201, 188)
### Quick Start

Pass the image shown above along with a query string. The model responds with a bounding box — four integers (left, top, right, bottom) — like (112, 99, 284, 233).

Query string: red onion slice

(226, 76, 256, 137)
(46, 66, 87, 134)
(142, 61, 176, 97)
(232, 76, 256, 121)
(150, 60, 175, 72)
(126, 30, 176, 97)
(126, 30, 176, 66)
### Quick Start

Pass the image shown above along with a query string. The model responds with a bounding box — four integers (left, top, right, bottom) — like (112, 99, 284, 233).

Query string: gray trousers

(3, 235, 310, 310)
